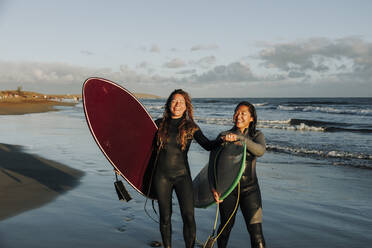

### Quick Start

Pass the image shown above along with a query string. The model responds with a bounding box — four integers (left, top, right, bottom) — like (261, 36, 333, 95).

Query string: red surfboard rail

(82, 78, 158, 198)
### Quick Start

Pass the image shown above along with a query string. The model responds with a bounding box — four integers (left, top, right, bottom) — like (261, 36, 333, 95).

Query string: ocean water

(1, 97, 372, 247)
(145, 97, 372, 169)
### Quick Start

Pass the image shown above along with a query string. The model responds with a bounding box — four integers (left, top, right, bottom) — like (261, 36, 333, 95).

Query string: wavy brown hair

(157, 89, 198, 150)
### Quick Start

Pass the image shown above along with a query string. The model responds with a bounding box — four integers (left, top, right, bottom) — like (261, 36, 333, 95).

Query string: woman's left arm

(238, 131, 266, 157)
(194, 129, 223, 151)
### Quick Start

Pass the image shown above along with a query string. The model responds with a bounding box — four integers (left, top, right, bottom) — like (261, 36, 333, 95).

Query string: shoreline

(0, 99, 78, 115)
(0, 93, 160, 115)
(0, 143, 84, 221)
(1, 148, 371, 246)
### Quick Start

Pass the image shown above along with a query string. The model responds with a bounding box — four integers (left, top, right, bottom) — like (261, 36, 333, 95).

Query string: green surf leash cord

(202, 182, 240, 248)
(202, 142, 245, 248)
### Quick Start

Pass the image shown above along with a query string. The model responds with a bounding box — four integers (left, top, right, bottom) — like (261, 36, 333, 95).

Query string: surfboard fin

(114, 180, 132, 202)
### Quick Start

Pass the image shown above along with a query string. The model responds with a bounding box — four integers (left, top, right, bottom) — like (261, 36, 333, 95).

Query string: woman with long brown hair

(153, 89, 222, 248)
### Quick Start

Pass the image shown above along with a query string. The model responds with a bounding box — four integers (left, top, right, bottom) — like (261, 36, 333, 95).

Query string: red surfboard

(83, 78, 158, 199)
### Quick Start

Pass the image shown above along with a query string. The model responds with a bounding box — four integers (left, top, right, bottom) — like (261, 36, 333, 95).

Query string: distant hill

(0, 90, 161, 100)
(0, 90, 81, 101)
(133, 93, 161, 99)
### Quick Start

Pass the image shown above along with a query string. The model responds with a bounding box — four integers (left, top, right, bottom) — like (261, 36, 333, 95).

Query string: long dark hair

(233, 101, 257, 137)
(157, 89, 198, 150)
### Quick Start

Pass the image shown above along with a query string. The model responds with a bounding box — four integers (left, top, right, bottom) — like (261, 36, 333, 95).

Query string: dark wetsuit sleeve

(237, 131, 266, 157)
(193, 128, 223, 151)
(154, 118, 162, 128)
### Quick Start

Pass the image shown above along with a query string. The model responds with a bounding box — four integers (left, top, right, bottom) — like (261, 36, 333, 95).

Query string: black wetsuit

(217, 127, 266, 248)
(154, 118, 221, 248)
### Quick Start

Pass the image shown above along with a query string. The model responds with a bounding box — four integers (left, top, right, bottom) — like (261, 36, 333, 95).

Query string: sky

(0, 0, 372, 97)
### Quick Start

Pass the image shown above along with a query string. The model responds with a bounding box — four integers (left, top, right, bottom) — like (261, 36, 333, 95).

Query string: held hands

(222, 133, 238, 142)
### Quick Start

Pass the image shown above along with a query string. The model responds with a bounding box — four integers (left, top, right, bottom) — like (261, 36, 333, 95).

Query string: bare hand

(212, 189, 223, 203)
(222, 133, 238, 142)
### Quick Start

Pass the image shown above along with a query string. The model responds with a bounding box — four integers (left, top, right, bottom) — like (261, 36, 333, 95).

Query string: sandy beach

(1, 147, 371, 247)
(0, 143, 84, 221)
(0, 89, 80, 115)
(0, 99, 78, 115)
(0, 94, 83, 221)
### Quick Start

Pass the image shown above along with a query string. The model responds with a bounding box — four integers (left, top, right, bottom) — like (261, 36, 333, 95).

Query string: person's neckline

(171, 116, 183, 120)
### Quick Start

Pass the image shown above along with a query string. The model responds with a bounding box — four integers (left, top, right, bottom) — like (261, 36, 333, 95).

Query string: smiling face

(233, 105, 254, 133)
(170, 93, 186, 119)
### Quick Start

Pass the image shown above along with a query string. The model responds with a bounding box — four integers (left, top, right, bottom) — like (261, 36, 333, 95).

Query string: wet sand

(0, 149, 371, 247)
(0, 99, 77, 115)
(0, 143, 84, 221)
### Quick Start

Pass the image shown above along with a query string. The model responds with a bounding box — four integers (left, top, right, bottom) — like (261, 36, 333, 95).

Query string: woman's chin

(236, 124, 248, 130)
(171, 114, 183, 119)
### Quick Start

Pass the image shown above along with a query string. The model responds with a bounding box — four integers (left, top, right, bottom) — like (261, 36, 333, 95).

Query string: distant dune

(0, 90, 161, 115)
(0, 90, 81, 101)
(133, 93, 161, 99)
(0, 90, 161, 100)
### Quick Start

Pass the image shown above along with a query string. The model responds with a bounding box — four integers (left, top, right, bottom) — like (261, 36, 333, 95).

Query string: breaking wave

(195, 117, 372, 133)
(266, 144, 372, 169)
(278, 105, 372, 116)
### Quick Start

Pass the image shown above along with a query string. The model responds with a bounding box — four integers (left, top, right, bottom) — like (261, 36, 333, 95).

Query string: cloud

(187, 62, 256, 83)
(288, 71, 307, 78)
(0, 61, 98, 85)
(0, 61, 176, 94)
(163, 58, 186, 68)
(257, 37, 372, 83)
(136, 61, 149, 69)
(138, 44, 160, 53)
(81, 50, 94, 56)
(0, 60, 257, 94)
(191, 44, 219, 51)
(150, 44, 160, 53)
(193, 56, 216, 69)
(176, 69, 196, 75)
(1, 37, 371, 97)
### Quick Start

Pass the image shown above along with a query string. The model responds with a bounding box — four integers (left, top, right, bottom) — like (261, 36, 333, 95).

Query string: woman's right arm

(238, 131, 266, 157)
(154, 118, 162, 128)
(193, 128, 223, 151)
(224, 131, 266, 157)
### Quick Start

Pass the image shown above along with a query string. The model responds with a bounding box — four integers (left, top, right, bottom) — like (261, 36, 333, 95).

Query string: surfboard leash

(144, 142, 162, 224)
(202, 145, 224, 247)
(202, 182, 240, 248)
(202, 144, 225, 247)
(206, 142, 244, 246)
(216, 182, 240, 238)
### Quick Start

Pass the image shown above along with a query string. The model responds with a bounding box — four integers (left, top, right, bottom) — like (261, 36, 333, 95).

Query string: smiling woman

(213, 101, 266, 248)
(152, 89, 223, 248)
